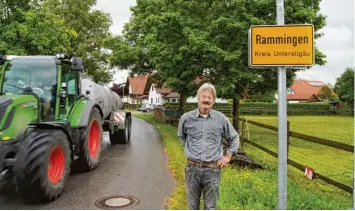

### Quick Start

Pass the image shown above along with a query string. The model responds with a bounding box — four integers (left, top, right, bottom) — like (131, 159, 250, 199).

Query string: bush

(162, 102, 343, 116)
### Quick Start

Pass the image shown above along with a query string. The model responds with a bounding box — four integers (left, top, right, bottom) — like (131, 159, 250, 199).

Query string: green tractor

(0, 54, 132, 203)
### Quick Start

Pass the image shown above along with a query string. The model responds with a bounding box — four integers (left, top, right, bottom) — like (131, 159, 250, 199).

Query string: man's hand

(217, 155, 232, 168)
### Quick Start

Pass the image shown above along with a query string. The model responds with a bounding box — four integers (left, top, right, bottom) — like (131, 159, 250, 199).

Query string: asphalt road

(0, 117, 175, 210)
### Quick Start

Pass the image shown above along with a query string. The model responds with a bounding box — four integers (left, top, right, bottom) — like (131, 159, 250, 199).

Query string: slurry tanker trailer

(0, 54, 132, 203)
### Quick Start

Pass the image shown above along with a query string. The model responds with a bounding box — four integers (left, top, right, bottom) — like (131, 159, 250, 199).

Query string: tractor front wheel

(73, 108, 102, 172)
(13, 129, 71, 203)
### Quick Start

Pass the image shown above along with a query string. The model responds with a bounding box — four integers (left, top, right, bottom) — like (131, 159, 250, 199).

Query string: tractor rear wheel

(109, 117, 130, 145)
(73, 108, 102, 172)
(13, 129, 71, 203)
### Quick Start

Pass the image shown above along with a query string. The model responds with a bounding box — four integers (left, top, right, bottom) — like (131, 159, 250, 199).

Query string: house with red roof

(286, 80, 329, 103)
(124, 75, 150, 104)
(147, 83, 228, 105)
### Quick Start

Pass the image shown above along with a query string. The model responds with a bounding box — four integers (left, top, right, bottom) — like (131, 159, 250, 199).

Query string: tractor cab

(0, 54, 84, 122)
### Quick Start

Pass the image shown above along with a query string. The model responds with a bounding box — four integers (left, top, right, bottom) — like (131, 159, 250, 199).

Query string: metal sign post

(248, 0, 314, 209)
(276, 0, 287, 209)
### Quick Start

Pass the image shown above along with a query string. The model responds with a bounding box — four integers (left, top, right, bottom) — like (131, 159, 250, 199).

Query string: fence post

(287, 120, 290, 157)
(241, 118, 245, 150)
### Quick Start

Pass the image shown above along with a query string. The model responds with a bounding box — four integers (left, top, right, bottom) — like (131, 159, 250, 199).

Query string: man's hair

(197, 83, 216, 101)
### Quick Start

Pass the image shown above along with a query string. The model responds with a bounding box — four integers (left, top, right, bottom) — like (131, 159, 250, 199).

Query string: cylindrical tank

(80, 74, 123, 119)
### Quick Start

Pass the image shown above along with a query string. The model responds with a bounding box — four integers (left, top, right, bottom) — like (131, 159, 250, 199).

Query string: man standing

(178, 83, 240, 210)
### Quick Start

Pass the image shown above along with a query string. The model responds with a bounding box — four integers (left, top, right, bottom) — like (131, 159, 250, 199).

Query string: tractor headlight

(56, 54, 66, 59)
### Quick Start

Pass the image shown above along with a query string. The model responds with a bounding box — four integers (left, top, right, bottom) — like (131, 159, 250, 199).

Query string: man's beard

(200, 102, 210, 109)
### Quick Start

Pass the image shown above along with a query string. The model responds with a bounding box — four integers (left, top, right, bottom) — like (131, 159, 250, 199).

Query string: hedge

(163, 102, 338, 116)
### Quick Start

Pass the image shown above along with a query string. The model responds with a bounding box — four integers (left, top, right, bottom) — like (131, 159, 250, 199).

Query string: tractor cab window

(2, 57, 57, 120)
(61, 65, 78, 108)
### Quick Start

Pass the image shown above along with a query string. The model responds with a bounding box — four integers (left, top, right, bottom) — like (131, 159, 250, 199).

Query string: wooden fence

(153, 108, 353, 193)
(124, 104, 140, 110)
(239, 117, 353, 193)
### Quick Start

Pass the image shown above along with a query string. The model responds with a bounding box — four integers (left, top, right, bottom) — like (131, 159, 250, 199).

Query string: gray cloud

(94, 0, 136, 35)
(320, 0, 354, 32)
(299, 0, 354, 85)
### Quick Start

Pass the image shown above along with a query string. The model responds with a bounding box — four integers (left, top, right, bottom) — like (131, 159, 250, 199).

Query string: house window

(287, 88, 295, 95)
(151, 98, 153, 104)
(151, 86, 154, 91)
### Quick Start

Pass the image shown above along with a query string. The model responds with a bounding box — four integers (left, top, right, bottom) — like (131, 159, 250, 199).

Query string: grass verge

(134, 113, 352, 209)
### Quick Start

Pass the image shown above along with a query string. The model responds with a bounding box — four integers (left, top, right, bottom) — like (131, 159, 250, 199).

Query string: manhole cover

(95, 195, 139, 210)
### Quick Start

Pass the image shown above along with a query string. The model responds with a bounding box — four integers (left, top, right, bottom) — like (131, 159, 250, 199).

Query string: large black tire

(13, 129, 71, 203)
(73, 108, 102, 172)
(127, 115, 132, 141)
(109, 117, 130, 145)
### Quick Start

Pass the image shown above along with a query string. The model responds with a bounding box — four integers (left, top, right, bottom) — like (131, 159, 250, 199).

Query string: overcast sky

(94, 0, 354, 86)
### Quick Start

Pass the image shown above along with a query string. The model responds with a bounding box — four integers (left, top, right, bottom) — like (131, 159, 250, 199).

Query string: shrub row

(164, 102, 331, 109)
(163, 102, 343, 116)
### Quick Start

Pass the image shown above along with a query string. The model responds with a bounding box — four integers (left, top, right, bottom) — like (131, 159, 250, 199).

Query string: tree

(0, 0, 113, 83)
(317, 86, 338, 101)
(111, 83, 127, 97)
(334, 67, 354, 109)
(109, 0, 327, 131)
(204, 0, 327, 131)
(109, 0, 219, 111)
(245, 92, 276, 103)
(38, 0, 114, 83)
(0, 4, 74, 55)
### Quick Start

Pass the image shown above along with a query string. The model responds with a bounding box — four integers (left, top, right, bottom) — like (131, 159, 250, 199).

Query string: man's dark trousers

(185, 164, 221, 210)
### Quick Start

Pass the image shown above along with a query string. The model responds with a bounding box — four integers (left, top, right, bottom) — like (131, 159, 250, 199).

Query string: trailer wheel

(13, 129, 71, 203)
(127, 115, 132, 141)
(74, 108, 102, 172)
(109, 117, 130, 145)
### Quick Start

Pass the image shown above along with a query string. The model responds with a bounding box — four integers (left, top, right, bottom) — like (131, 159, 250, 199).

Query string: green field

(239, 115, 353, 190)
(134, 113, 353, 209)
(243, 116, 354, 144)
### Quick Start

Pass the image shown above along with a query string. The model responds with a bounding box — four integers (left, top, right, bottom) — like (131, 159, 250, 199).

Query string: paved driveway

(0, 117, 175, 210)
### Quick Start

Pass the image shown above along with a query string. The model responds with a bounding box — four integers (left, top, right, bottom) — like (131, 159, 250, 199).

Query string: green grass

(243, 116, 354, 145)
(123, 108, 137, 112)
(238, 115, 353, 190)
(134, 113, 353, 210)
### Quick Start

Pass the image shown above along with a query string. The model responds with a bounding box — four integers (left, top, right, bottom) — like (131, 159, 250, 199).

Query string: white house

(148, 84, 170, 105)
(186, 96, 228, 103)
(148, 83, 228, 105)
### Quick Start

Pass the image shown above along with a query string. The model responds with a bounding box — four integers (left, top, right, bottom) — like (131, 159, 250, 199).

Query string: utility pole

(276, 0, 287, 209)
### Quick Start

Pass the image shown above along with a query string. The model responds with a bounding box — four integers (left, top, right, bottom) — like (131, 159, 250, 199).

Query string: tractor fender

(28, 122, 74, 159)
(79, 100, 103, 127)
